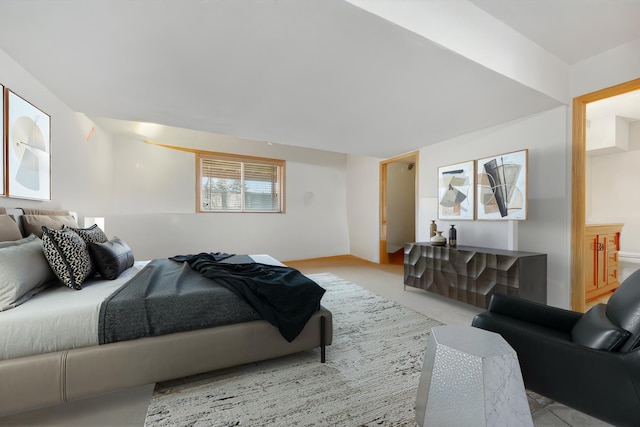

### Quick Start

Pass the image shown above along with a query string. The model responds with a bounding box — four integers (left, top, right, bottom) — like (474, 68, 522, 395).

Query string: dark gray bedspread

(98, 258, 262, 344)
(170, 253, 326, 342)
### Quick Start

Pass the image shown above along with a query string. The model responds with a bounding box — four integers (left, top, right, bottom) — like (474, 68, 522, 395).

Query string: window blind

(198, 155, 283, 213)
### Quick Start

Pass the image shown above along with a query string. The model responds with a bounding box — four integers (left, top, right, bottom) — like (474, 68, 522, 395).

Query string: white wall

(417, 107, 571, 308)
(346, 154, 381, 263)
(586, 116, 629, 153)
(0, 49, 114, 216)
(106, 129, 351, 261)
(112, 137, 194, 214)
(386, 162, 415, 253)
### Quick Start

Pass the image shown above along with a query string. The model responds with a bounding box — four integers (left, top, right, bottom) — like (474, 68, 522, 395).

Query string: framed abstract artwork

(6, 90, 51, 200)
(476, 149, 528, 220)
(437, 160, 475, 220)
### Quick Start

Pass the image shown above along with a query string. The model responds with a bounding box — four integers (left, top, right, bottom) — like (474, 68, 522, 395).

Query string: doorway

(571, 77, 640, 312)
(380, 152, 418, 265)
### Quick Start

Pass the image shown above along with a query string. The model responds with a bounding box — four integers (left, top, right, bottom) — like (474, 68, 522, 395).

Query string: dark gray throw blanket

(98, 255, 325, 344)
(170, 253, 326, 342)
(98, 259, 262, 344)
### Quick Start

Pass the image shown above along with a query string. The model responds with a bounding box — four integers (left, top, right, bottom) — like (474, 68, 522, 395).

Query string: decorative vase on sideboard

(449, 225, 457, 247)
(430, 231, 446, 246)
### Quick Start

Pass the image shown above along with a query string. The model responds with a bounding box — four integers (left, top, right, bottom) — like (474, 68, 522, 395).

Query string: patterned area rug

(144, 273, 443, 426)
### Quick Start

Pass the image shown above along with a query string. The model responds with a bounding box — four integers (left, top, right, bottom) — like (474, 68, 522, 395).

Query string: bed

(0, 208, 332, 416)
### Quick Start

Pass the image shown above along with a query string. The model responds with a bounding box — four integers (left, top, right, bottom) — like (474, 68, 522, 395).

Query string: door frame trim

(571, 77, 640, 312)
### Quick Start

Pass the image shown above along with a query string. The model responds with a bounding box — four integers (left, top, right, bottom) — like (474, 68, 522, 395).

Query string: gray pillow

(41, 227, 93, 290)
(0, 233, 38, 249)
(0, 214, 23, 242)
(0, 237, 57, 311)
(572, 304, 630, 351)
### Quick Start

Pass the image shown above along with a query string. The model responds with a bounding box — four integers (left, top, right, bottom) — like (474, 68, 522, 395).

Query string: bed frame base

(320, 315, 326, 363)
(0, 308, 332, 417)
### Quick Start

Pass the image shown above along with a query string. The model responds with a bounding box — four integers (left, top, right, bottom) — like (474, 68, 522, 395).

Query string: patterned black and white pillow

(66, 224, 109, 245)
(41, 227, 94, 290)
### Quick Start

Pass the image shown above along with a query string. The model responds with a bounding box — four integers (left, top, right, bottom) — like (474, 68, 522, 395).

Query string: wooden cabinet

(585, 224, 623, 301)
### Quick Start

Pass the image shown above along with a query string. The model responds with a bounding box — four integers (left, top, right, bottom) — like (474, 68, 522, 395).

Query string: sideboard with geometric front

(404, 242, 547, 308)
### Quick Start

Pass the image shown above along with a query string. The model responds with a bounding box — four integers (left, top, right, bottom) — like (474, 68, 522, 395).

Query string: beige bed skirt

(0, 308, 332, 416)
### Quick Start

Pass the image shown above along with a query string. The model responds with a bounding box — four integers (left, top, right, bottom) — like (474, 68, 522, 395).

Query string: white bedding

(0, 261, 149, 361)
(0, 255, 284, 361)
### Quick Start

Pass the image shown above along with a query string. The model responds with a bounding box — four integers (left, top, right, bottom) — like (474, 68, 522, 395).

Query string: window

(197, 153, 285, 213)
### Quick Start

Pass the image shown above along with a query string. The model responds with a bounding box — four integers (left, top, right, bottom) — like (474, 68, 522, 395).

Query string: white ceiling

(0, 0, 639, 158)
(469, 0, 640, 65)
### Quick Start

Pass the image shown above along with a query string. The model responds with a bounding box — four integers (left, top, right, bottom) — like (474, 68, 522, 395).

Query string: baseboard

(282, 254, 366, 264)
(620, 252, 640, 265)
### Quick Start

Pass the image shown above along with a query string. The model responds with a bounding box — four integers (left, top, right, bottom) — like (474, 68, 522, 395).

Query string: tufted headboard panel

(2, 208, 79, 238)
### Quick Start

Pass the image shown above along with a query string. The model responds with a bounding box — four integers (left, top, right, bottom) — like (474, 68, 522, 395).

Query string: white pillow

(0, 237, 57, 311)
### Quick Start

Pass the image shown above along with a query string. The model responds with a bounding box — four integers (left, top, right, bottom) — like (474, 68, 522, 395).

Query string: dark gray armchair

(471, 268, 640, 427)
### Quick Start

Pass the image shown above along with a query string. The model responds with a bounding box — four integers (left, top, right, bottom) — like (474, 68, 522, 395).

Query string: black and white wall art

(438, 160, 475, 220)
(6, 89, 50, 200)
(476, 149, 528, 220)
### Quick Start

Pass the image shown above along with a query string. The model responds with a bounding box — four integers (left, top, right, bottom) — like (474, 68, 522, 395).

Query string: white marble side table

(416, 325, 533, 427)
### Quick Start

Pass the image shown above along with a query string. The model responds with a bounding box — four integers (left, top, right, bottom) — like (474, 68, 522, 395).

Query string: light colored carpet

(144, 273, 443, 426)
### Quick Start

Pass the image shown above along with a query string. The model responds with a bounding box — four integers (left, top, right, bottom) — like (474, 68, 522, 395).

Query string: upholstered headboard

(1, 208, 79, 240)
(5, 208, 26, 237)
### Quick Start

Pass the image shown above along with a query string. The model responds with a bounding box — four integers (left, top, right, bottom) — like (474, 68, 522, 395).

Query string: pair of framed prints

(438, 149, 527, 221)
(1, 84, 51, 200)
